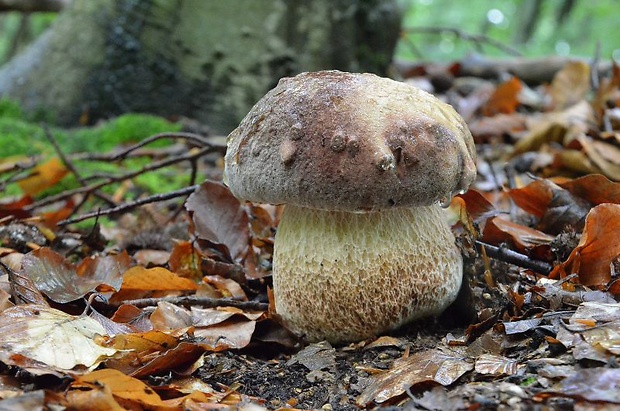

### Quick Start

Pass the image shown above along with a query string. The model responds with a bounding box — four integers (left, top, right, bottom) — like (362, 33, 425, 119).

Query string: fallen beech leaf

(481, 77, 522, 116)
(549, 61, 591, 110)
(0, 305, 117, 371)
(357, 349, 473, 406)
(0, 195, 32, 220)
(186, 180, 250, 261)
(474, 354, 518, 376)
(111, 330, 179, 352)
(482, 217, 554, 252)
(120, 266, 198, 291)
(203, 275, 247, 300)
(17, 157, 68, 196)
(0, 390, 46, 410)
(150, 301, 193, 330)
(514, 100, 593, 154)
(456, 189, 498, 223)
(193, 319, 256, 350)
(558, 174, 620, 205)
(66, 387, 126, 411)
(508, 180, 555, 218)
(72, 369, 167, 408)
(169, 241, 203, 281)
(508, 179, 591, 234)
(578, 135, 620, 181)
(22, 248, 130, 303)
(551, 203, 620, 286)
(128, 342, 206, 378)
(536, 368, 620, 403)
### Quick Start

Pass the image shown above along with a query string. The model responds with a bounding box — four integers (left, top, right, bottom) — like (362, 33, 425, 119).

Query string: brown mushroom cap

(225, 70, 476, 211)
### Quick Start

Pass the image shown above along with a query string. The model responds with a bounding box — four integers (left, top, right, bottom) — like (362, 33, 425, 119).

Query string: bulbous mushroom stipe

(224, 70, 477, 343)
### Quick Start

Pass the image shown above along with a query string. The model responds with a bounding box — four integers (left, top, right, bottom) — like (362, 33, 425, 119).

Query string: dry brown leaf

(71, 369, 169, 409)
(578, 135, 620, 181)
(535, 368, 620, 403)
(357, 349, 473, 406)
(169, 241, 203, 281)
(508, 178, 592, 234)
(558, 174, 620, 205)
(551, 203, 620, 286)
(203, 275, 247, 300)
(186, 180, 250, 261)
(150, 301, 193, 330)
(193, 319, 256, 350)
(467, 113, 527, 141)
(549, 60, 591, 110)
(119, 266, 198, 292)
(474, 354, 519, 376)
(0, 305, 117, 372)
(481, 77, 522, 116)
(514, 100, 594, 154)
(21, 248, 130, 303)
(482, 217, 554, 252)
(17, 157, 68, 196)
(128, 342, 207, 378)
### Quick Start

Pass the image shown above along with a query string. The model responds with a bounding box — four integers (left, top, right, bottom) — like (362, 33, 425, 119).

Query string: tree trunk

(0, 0, 401, 133)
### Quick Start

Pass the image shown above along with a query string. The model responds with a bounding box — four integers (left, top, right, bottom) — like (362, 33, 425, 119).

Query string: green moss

(0, 102, 185, 202)
(0, 110, 181, 158)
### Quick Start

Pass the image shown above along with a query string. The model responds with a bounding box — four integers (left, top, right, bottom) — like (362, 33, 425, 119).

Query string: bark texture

(0, 0, 401, 133)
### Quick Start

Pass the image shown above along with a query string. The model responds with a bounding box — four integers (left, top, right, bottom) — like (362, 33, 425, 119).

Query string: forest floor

(1, 58, 620, 410)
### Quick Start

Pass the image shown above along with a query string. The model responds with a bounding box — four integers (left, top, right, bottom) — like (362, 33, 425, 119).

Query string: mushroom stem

(272, 204, 463, 343)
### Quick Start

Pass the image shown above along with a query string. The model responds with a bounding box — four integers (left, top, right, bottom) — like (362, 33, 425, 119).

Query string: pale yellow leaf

(0, 305, 117, 371)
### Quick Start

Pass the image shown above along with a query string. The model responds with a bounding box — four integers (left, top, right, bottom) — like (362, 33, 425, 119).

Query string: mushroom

(224, 70, 476, 343)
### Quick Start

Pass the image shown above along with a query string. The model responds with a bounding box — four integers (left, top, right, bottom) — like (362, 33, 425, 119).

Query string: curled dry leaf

(22, 248, 130, 303)
(508, 178, 592, 234)
(185, 180, 250, 262)
(481, 77, 522, 116)
(70, 369, 166, 409)
(474, 353, 519, 376)
(118, 266, 198, 292)
(535, 368, 620, 403)
(551, 203, 620, 286)
(357, 349, 473, 406)
(548, 60, 591, 110)
(558, 174, 620, 205)
(482, 217, 554, 252)
(0, 305, 117, 372)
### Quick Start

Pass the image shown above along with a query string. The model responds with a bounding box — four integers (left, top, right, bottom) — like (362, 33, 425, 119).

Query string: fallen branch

(476, 240, 553, 275)
(403, 26, 522, 57)
(24, 145, 214, 211)
(108, 295, 269, 311)
(57, 185, 199, 226)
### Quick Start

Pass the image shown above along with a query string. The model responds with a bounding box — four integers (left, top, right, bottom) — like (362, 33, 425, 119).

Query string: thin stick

(475, 240, 553, 275)
(109, 295, 269, 311)
(42, 125, 117, 208)
(111, 132, 224, 160)
(25, 145, 214, 211)
(58, 185, 199, 225)
(404, 26, 522, 57)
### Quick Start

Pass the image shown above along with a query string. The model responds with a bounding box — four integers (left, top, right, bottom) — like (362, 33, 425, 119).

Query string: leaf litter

(1, 59, 620, 409)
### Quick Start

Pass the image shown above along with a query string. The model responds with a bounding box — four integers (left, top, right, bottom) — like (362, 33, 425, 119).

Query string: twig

(111, 132, 225, 160)
(475, 240, 553, 275)
(57, 185, 199, 225)
(24, 145, 214, 211)
(108, 295, 269, 311)
(42, 125, 117, 208)
(404, 26, 522, 57)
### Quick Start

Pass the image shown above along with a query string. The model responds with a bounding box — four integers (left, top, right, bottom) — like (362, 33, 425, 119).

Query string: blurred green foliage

(396, 0, 619, 62)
